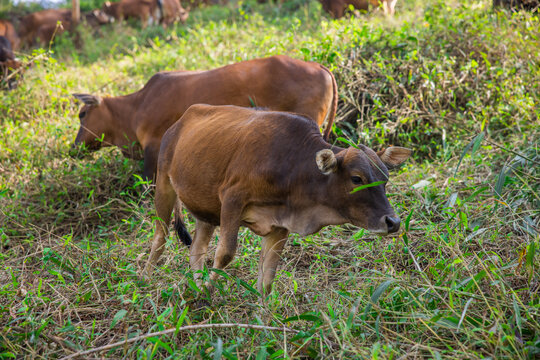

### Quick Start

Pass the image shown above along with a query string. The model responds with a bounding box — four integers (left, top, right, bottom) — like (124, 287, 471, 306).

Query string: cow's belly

(173, 181, 222, 226)
(242, 206, 280, 236)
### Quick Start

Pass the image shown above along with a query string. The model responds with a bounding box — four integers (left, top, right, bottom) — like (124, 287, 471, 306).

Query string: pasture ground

(0, 0, 539, 358)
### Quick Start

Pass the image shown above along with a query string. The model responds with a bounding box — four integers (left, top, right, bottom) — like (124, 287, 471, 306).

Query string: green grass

(1, 0, 539, 358)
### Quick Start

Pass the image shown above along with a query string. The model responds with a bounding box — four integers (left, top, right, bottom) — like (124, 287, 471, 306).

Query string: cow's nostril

(385, 216, 400, 233)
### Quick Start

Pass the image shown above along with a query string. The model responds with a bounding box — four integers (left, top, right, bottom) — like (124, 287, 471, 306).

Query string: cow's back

(136, 55, 333, 136)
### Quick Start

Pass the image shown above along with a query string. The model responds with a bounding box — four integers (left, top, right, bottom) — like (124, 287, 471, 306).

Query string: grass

(0, 0, 539, 358)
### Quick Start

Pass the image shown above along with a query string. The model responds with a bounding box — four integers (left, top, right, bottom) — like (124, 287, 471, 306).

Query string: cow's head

(178, 6, 189, 24)
(101, 2, 119, 20)
(316, 145, 411, 235)
(70, 93, 110, 158)
(85, 9, 114, 26)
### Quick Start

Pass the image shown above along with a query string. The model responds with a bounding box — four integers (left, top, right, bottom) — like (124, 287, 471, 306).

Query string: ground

(0, 0, 539, 358)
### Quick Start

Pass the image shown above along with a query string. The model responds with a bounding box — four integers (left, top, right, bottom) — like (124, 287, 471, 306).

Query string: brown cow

(72, 55, 338, 181)
(321, 0, 397, 18)
(143, 104, 411, 295)
(18, 9, 72, 47)
(0, 20, 20, 51)
(0, 35, 22, 89)
(83, 9, 114, 28)
(156, 0, 189, 27)
(102, 0, 157, 27)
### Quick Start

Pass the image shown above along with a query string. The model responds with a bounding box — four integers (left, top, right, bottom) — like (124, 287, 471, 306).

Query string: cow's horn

(73, 93, 102, 106)
(316, 149, 337, 175)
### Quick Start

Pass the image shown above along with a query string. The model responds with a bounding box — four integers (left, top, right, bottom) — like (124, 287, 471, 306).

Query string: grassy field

(1, 0, 539, 358)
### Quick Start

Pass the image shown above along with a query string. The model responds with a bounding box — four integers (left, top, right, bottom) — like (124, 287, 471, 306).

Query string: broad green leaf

(351, 181, 385, 194)
(175, 307, 189, 336)
(256, 346, 268, 360)
(111, 309, 128, 329)
(494, 165, 509, 198)
(284, 312, 321, 323)
(371, 279, 395, 303)
(213, 338, 223, 360)
(471, 132, 484, 155)
(236, 278, 260, 296)
(363, 280, 395, 320)
(454, 133, 483, 177)
(335, 136, 359, 149)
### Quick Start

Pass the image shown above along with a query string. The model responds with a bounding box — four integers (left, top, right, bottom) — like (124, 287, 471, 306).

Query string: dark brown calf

(0, 36, 22, 89)
(72, 55, 337, 181)
(0, 20, 20, 51)
(144, 105, 411, 295)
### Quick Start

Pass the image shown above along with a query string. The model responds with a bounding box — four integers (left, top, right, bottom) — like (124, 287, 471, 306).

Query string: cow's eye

(351, 176, 363, 185)
(78, 111, 86, 119)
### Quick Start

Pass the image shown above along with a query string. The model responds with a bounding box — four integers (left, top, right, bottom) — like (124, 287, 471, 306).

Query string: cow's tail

(173, 199, 192, 247)
(320, 64, 338, 141)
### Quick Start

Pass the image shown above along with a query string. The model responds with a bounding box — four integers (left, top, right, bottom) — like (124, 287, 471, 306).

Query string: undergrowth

(0, 0, 538, 358)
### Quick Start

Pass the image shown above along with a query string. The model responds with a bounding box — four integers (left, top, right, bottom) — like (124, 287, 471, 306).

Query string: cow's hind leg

(143, 172, 176, 277)
(190, 220, 215, 286)
(257, 227, 289, 296)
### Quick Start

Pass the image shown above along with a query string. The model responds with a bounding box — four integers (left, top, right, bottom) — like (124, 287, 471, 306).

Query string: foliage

(0, 0, 539, 358)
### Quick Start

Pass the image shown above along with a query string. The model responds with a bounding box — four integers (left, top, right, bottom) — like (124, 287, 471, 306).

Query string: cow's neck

(102, 94, 139, 147)
(282, 139, 349, 234)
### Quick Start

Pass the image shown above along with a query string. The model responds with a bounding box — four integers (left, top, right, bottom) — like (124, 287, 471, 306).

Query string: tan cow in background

(72, 55, 338, 181)
(18, 9, 72, 47)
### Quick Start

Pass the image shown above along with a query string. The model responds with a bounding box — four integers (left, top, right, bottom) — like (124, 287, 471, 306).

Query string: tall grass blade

(454, 133, 483, 177)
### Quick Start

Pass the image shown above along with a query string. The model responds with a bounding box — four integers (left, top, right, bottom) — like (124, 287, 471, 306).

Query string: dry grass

(0, 0, 539, 358)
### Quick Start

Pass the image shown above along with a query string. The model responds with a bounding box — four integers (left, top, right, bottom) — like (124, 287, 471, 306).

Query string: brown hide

(0, 36, 22, 89)
(158, 0, 189, 26)
(102, 2, 123, 19)
(321, 0, 397, 18)
(83, 10, 113, 28)
(0, 20, 20, 51)
(0, 36, 15, 62)
(102, 0, 155, 26)
(72, 55, 338, 180)
(19, 9, 72, 47)
(144, 104, 411, 294)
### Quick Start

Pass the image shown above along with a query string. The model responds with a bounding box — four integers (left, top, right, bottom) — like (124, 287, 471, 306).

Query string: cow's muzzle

(383, 215, 401, 234)
(369, 215, 401, 235)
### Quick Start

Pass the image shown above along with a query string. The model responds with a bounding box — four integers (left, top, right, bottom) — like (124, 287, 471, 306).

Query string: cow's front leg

(257, 227, 289, 296)
(206, 196, 243, 289)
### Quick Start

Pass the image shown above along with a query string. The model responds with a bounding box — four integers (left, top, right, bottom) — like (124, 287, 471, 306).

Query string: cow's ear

(73, 93, 101, 106)
(377, 147, 412, 170)
(316, 149, 337, 175)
